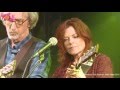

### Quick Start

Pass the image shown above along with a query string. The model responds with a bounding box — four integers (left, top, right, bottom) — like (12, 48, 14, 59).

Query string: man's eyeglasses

(1, 13, 28, 28)
(4, 18, 28, 28)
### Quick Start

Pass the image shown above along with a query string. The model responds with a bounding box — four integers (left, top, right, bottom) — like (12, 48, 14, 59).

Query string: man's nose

(9, 22, 17, 29)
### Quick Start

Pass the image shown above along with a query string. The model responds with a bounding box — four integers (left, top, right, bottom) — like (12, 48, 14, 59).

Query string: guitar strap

(12, 37, 38, 78)
(13, 37, 37, 70)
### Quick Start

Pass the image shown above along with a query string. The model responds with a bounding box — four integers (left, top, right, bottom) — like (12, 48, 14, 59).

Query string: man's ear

(27, 21, 31, 29)
(28, 24, 30, 28)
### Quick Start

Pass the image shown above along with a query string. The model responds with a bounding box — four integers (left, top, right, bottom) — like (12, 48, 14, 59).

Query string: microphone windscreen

(49, 37, 58, 46)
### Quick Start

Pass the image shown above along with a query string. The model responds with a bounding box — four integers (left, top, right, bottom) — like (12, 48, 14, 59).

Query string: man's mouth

(9, 32, 17, 36)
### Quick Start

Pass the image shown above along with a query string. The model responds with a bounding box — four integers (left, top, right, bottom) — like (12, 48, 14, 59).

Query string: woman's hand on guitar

(65, 65, 86, 78)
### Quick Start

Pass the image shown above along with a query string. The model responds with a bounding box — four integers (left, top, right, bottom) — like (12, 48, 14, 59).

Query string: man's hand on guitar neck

(0, 60, 16, 78)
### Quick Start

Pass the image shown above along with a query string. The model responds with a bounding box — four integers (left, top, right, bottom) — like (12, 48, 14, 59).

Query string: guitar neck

(76, 44, 99, 69)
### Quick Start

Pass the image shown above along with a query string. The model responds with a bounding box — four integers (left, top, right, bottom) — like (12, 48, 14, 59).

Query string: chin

(69, 50, 82, 56)
(69, 52, 79, 56)
(9, 36, 19, 40)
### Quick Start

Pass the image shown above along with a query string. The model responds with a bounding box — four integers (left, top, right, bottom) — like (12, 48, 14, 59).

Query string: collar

(7, 33, 32, 51)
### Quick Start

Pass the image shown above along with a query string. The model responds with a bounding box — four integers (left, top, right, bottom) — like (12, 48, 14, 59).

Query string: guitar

(0, 60, 16, 78)
(76, 44, 99, 69)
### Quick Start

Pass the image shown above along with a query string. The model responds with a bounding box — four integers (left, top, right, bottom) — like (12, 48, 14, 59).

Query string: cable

(25, 60, 41, 78)
(22, 57, 34, 78)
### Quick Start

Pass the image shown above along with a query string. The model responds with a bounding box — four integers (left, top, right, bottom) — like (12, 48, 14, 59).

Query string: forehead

(2, 12, 28, 19)
(64, 26, 77, 37)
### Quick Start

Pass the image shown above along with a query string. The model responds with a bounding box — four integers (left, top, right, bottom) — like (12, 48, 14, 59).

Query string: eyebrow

(64, 34, 78, 38)
(15, 18, 24, 20)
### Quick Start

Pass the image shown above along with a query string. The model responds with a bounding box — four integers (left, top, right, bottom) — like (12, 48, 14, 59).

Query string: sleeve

(95, 54, 113, 78)
(28, 42, 52, 78)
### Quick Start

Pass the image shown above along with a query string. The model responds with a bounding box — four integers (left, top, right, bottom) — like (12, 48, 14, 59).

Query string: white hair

(27, 12, 39, 29)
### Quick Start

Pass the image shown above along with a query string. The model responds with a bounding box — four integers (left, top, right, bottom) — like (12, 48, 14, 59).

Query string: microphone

(32, 37, 58, 58)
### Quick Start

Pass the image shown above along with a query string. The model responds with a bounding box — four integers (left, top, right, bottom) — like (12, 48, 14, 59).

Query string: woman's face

(63, 26, 85, 56)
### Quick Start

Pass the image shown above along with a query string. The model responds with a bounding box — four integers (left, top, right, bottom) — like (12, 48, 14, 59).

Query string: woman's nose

(68, 37, 74, 44)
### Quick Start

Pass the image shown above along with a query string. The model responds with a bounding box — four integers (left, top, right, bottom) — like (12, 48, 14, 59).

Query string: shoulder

(93, 53, 113, 70)
(32, 37, 51, 54)
(0, 38, 7, 47)
(95, 53, 112, 64)
(32, 36, 46, 45)
(87, 53, 113, 78)
(0, 38, 7, 42)
(36, 40, 46, 47)
(32, 36, 46, 48)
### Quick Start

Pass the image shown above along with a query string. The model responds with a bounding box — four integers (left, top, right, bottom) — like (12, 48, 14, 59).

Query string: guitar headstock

(76, 44, 99, 69)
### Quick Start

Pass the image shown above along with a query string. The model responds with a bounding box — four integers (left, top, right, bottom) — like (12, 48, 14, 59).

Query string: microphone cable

(22, 56, 34, 78)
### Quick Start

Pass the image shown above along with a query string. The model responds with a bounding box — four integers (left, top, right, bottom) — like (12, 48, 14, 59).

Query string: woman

(52, 18, 113, 78)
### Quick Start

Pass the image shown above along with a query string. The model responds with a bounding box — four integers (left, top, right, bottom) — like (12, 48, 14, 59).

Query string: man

(0, 12, 51, 78)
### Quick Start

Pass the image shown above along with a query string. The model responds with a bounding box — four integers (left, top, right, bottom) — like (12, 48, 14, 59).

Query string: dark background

(0, 12, 120, 78)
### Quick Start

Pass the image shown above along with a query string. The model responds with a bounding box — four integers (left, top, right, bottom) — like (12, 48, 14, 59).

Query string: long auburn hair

(55, 18, 93, 67)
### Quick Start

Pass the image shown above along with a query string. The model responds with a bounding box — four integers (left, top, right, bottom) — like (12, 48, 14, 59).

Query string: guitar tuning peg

(83, 53, 86, 56)
(90, 52, 93, 54)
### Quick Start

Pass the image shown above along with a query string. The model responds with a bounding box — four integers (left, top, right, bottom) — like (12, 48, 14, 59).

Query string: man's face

(1, 12, 30, 42)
